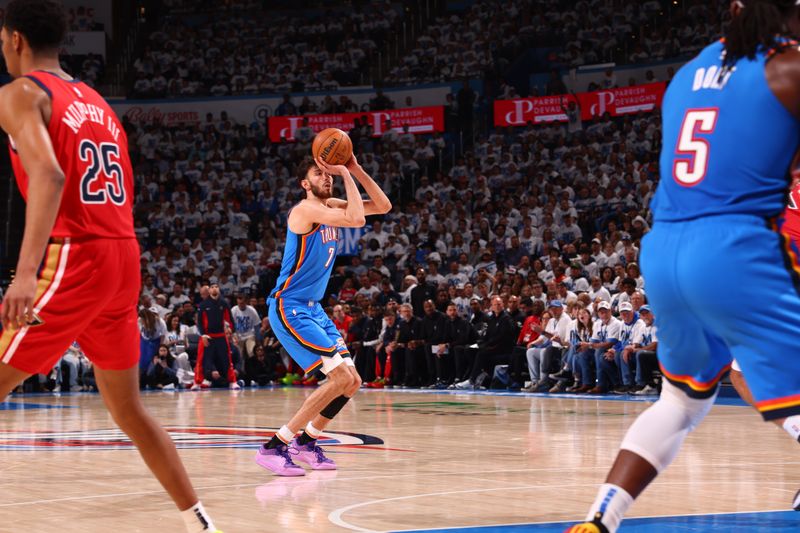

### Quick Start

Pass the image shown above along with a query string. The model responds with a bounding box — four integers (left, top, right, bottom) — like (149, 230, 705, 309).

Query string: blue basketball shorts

(641, 214, 800, 421)
(268, 297, 351, 375)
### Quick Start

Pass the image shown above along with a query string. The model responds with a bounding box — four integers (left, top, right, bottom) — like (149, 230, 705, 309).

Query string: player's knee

(660, 379, 715, 431)
(327, 367, 351, 392)
(348, 374, 362, 395)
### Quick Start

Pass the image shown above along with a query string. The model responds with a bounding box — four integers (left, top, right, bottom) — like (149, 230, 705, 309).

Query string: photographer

(146, 345, 179, 390)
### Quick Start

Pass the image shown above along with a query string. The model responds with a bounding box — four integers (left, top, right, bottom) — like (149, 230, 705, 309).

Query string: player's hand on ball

(1, 274, 36, 330)
(315, 157, 349, 178)
(345, 153, 361, 173)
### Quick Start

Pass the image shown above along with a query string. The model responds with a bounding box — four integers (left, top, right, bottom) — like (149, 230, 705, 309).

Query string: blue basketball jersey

(652, 39, 800, 222)
(270, 222, 340, 302)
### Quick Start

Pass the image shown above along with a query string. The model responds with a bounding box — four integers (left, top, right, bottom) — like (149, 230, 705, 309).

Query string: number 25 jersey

(652, 39, 800, 222)
(9, 71, 135, 240)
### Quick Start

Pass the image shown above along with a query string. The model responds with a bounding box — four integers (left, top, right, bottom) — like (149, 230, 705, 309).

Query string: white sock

(277, 424, 295, 444)
(305, 421, 322, 439)
(181, 501, 216, 533)
(783, 415, 800, 442)
(585, 483, 633, 533)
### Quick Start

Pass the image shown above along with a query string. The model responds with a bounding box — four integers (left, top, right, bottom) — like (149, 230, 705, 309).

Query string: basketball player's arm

(767, 47, 800, 120)
(325, 154, 392, 215)
(0, 80, 65, 329)
(294, 160, 365, 229)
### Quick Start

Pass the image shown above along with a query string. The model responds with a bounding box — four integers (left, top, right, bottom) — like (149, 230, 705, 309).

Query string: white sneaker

(70, 385, 83, 392)
(162, 383, 176, 391)
(52, 385, 61, 393)
(202, 379, 212, 387)
(190, 383, 201, 391)
(229, 382, 241, 390)
(634, 384, 659, 396)
(454, 379, 472, 390)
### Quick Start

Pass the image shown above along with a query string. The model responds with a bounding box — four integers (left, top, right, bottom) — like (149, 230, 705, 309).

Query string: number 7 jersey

(9, 71, 135, 239)
(270, 222, 340, 303)
(652, 39, 800, 222)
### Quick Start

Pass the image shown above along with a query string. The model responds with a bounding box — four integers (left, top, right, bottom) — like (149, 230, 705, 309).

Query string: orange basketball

(312, 128, 353, 166)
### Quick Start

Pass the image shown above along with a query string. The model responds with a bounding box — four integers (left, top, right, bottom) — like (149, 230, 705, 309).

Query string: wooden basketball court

(0, 388, 797, 532)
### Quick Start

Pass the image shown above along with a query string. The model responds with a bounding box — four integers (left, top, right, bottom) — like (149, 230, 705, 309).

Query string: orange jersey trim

(277, 299, 336, 354)
(755, 393, 800, 412)
(274, 224, 320, 299)
(304, 359, 324, 374)
(659, 362, 731, 392)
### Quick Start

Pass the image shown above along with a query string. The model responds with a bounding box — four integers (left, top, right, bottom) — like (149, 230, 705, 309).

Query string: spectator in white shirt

(523, 300, 572, 391)
(357, 274, 381, 301)
(588, 301, 622, 393)
(168, 283, 190, 310)
(232, 294, 261, 358)
(588, 276, 612, 303)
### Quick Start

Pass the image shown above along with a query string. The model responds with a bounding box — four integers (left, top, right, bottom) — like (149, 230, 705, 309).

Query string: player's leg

(257, 302, 355, 475)
(292, 313, 360, 467)
(93, 365, 218, 531)
(729, 360, 755, 407)
(0, 362, 31, 401)
(81, 239, 220, 532)
(567, 222, 729, 533)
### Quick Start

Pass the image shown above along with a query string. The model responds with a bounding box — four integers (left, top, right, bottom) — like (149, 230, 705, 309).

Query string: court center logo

(0, 426, 383, 451)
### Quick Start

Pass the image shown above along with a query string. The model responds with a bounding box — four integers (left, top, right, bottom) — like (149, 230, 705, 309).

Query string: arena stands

(9, 0, 687, 395)
(131, 0, 401, 98)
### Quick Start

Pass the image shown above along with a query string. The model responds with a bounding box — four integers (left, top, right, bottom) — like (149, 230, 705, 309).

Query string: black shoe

(612, 385, 632, 394)
(793, 488, 800, 511)
(549, 369, 572, 380)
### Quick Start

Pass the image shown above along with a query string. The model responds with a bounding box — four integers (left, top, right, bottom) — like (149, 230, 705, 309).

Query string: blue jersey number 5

(673, 108, 718, 187)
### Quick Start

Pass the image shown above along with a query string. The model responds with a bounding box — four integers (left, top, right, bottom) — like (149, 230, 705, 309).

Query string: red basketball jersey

(786, 181, 800, 240)
(9, 71, 135, 240)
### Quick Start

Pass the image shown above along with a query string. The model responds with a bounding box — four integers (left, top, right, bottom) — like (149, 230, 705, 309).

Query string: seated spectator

(588, 301, 623, 394)
(606, 302, 642, 393)
(245, 344, 277, 386)
(456, 296, 516, 390)
(629, 305, 659, 395)
(522, 300, 572, 392)
(507, 299, 544, 389)
(421, 299, 448, 388)
(146, 345, 179, 390)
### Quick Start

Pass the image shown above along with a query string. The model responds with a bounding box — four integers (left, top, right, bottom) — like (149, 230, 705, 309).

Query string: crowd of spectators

(67, 5, 102, 32)
(63, 52, 105, 88)
(131, 0, 399, 98)
(386, 0, 724, 89)
(101, 62, 662, 392)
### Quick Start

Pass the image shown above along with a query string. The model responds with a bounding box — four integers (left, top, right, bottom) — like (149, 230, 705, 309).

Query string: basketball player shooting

(567, 1, 800, 531)
(255, 153, 391, 475)
(0, 1, 220, 531)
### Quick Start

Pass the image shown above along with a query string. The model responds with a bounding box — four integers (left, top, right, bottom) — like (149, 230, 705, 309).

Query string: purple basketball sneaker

(254, 444, 306, 476)
(290, 438, 337, 470)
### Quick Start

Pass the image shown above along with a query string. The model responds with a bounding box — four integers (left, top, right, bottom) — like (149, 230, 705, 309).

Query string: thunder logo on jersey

(271, 224, 340, 303)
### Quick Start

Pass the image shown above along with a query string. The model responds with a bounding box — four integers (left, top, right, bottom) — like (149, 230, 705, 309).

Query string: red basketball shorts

(0, 237, 141, 374)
